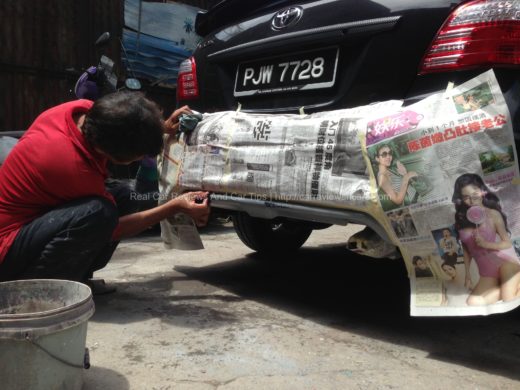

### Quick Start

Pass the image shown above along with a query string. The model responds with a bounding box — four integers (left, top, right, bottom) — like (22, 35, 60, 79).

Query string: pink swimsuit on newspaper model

(458, 210, 520, 278)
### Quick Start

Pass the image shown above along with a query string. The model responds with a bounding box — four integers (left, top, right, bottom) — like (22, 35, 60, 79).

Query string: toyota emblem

(271, 6, 303, 30)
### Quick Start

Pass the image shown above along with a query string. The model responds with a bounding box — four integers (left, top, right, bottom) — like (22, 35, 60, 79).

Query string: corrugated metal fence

(0, 0, 123, 132)
(0, 0, 210, 132)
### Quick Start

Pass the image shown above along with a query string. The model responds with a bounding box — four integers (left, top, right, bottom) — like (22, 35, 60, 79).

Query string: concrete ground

(83, 223, 520, 390)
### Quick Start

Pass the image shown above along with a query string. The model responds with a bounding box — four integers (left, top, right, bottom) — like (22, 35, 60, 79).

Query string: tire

(232, 212, 312, 253)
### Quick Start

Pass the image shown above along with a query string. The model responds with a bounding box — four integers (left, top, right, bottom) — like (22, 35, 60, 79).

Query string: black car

(176, 0, 520, 253)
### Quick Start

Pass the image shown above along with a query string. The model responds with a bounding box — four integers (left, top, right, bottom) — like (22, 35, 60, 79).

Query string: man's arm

(114, 191, 210, 240)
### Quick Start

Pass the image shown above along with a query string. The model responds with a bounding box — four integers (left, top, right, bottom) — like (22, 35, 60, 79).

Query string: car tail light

(419, 0, 520, 74)
(177, 57, 199, 100)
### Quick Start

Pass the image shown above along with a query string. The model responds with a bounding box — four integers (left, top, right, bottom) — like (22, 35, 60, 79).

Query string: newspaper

(157, 135, 204, 250)
(365, 70, 520, 316)
(178, 101, 403, 208)
(159, 69, 520, 316)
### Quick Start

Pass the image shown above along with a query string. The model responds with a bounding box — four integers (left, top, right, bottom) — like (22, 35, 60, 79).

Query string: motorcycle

(74, 31, 141, 100)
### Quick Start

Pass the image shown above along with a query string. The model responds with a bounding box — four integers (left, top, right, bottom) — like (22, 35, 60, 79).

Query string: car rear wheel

(232, 212, 312, 253)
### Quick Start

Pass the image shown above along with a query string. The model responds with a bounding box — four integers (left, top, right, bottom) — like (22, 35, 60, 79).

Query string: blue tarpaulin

(123, 0, 201, 86)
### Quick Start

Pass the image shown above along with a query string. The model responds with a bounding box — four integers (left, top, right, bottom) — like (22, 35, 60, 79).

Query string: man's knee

(70, 197, 118, 241)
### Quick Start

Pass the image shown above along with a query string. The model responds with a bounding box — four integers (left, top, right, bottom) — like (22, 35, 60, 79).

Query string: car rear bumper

(210, 193, 392, 242)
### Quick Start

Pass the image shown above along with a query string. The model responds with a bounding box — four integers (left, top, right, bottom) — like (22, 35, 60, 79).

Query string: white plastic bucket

(0, 279, 95, 390)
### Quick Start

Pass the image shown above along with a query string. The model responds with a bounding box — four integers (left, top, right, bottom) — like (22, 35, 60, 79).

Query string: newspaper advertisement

(159, 69, 520, 316)
(365, 70, 520, 316)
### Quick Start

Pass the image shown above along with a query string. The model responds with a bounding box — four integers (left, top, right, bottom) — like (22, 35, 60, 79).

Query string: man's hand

(116, 190, 210, 239)
(170, 191, 210, 227)
(164, 105, 192, 135)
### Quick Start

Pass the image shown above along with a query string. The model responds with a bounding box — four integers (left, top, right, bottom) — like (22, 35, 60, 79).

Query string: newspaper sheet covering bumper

(159, 70, 520, 316)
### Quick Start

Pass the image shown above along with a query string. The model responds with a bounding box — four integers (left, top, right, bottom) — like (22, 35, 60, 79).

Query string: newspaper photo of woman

(374, 144, 418, 209)
(440, 262, 470, 307)
(452, 173, 520, 305)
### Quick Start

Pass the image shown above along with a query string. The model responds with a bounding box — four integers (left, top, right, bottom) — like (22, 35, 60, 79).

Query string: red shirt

(0, 100, 117, 263)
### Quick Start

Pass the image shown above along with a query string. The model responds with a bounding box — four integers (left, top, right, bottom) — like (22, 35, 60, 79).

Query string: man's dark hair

(82, 91, 164, 161)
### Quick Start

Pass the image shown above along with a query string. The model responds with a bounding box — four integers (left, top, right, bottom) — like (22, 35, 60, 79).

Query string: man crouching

(0, 92, 209, 290)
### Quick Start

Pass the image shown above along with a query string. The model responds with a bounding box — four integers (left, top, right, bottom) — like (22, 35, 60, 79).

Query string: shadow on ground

(172, 243, 520, 382)
(93, 224, 520, 381)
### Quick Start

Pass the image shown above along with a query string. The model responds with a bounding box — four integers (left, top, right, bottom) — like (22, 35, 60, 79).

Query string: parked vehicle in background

(176, 0, 520, 253)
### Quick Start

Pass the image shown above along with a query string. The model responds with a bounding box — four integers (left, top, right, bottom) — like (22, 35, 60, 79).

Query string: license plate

(234, 47, 339, 97)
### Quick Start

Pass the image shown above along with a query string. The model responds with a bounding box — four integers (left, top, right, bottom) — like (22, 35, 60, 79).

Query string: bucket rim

(0, 279, 95, 339)
(0, 279, 92, 320)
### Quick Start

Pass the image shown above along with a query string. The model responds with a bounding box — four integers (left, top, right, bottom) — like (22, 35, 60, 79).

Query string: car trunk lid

(192, 0, 464, 113)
